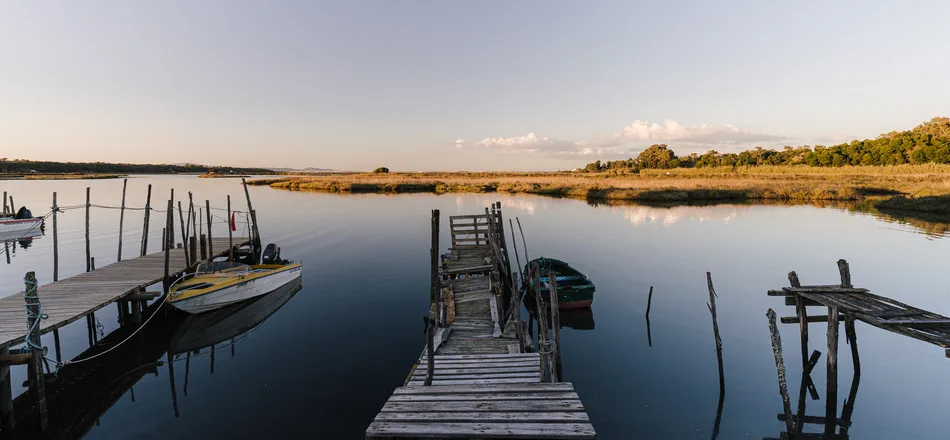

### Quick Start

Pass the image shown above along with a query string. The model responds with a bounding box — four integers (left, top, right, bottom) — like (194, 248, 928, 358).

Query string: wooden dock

(366, 206, 595, 439)
(0, 237, 247, 350)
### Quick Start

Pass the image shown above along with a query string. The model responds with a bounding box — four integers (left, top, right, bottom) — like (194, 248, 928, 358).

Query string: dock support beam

(85, 187, 91, 272)
(0, 346, 14, 432)
(52, 192, 59, 282)
(117, 178, 128, 261)
(205, 200, 214, 257)
(24, 272, 48, 431)
(424, 323, 435, 386)
(548, 271, 562, 382)
(200, 234, 207, 261)
(430, 209, 440, 306)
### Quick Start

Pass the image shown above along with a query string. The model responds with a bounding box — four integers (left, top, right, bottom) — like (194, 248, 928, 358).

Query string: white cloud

(454, 119, 787, 159)
(613, 120, 785, 145)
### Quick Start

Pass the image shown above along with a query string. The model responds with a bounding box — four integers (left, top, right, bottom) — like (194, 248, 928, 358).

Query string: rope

(23, 275, 49, 356)
(538, 339, 555, 355)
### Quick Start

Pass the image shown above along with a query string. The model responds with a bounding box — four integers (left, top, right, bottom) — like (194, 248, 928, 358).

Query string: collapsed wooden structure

(366, 204, 595, 439)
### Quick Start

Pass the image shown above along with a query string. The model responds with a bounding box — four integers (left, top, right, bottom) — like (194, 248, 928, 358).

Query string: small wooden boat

(522, 257, 595, 309)
(169, 244, 302, 314)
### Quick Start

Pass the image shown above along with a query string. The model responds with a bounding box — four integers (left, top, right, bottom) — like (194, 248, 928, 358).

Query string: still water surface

(1, 176, 949, 439)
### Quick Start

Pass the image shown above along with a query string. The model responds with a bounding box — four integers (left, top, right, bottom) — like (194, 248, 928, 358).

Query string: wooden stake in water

(548, 270, 562, 381)
(707, 273, 724, 393)
(7, 196, 14, 215)
(227, 195, 234, 261)
(140, 184, 152, 256)
(177, 201, 188, 262)
(767, 308, 794, 435)
(117, 178, 128, 261)
(52, 192, 58, 281)
(205, 200, 213, 256)
(85, 187, 91, 272)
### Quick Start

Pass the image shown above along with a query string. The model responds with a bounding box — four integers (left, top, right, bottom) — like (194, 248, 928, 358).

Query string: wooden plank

(387, 392, 580, 402)
(381, 400, 584, 412)
(392, 383, 574, 394)
(366, 422, 596, 439)
(374, 411, 590, 422)
(882, 319, 950, 328)
(404, 378, 540, 386)
(407, 373, 541, 381)
(410, 367, 540, 376)
(420, 353, 540, 360)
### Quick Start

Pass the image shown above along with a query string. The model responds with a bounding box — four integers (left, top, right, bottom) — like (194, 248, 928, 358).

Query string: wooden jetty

(366, 205, 595, 439)
(0, 237, 246, 350)
(0, 179, 261, 434)
(766, 259, 948, 438)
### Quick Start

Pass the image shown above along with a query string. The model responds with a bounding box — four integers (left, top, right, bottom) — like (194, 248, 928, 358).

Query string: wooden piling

(189, 236, 198, 267)
(548, 270, 562, 382)
(24, 271, 48, 430)
(707, 273, 725, 394)
(140, 184, 152, 256)
(508, 219, 523, 280)
(117, 178, 128, 261)
(515, 217, 529, 262)
(532, 264, 553, 382)
(163, 200, 173, 292)
(766, 308, 793, 435)
(424, 323, 435, 386)
(646, 286, 653, 318)
(241, 178, 261, 251)
(837, 259, 852, 288)
(2, 191, 6, 215)
(189, 192, 197, 249)
(85, 187, 91, 272)
(825, 305, 839, 435)
(8, 196, 14, 215)
(430, 209, 440, 305)
(200, 234, 207, 261)
(53, 329, 61, 363)
(205, 200, 213, 256)
(52, 193, 59, 281)
(177, 201, 188, 263)
(91, 257, 96, 271)
(166, 352, 180, 418)
(0, 346, 14, 431)
(227, 195, 233, 262)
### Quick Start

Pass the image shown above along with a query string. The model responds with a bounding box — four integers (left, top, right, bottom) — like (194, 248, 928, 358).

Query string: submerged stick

(707, 273, 724, 392)
(767, 308, 794, 435)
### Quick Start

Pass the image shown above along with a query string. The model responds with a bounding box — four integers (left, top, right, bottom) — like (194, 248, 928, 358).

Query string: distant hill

(0, 160, 274, 175)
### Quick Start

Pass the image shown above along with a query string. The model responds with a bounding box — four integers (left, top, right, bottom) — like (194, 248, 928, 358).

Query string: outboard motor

(261, 243, 287, 265)
(14, 206, 32, 220)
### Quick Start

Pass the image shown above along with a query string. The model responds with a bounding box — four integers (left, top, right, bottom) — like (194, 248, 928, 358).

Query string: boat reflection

(4, 279, 302, 439)
(0, 230, 42, 264)
(523, 294, 595, 332)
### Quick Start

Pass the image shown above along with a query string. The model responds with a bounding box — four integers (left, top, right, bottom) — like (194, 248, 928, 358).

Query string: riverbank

(0, 173, 126, 180)
(247, 165, 950, 211)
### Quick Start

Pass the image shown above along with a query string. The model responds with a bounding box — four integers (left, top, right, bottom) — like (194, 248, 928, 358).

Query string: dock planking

(367, 208, 595, 439)
(0, 237, 248, 350)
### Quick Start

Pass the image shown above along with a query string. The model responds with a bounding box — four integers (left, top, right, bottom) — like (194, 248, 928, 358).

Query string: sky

(1, 1, 948, 171)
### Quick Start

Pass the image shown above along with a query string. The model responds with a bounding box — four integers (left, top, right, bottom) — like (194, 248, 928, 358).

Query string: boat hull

(0, 218, 43, 236)
(534, 286, 595, 309)
(169, 265, 302, 314)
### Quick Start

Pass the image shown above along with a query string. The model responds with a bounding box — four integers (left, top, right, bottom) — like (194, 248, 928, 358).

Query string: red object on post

(230, 212, 237, 232)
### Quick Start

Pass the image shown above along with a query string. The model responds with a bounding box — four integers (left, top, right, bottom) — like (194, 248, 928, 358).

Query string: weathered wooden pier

(766, 259, 950, 438)
(0, 179, 259, 434)
(366, 204, 595, 439)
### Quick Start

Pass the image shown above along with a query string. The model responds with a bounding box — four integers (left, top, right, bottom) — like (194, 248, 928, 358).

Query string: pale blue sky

(1, 1, 947, 170)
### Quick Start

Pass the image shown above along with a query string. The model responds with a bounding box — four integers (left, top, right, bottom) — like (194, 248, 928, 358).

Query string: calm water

(1, 176, 949, 439)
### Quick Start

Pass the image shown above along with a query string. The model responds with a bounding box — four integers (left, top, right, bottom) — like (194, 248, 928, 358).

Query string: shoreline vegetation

(0, 173, 128, 180)
(0, 159, 273, 177)
(247, 165, 950, 216)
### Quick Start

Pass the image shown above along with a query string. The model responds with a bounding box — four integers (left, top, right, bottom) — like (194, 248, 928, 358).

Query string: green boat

(522, 257, 595, 309)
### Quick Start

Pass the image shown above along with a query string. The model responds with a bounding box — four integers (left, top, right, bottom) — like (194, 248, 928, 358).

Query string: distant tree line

(582, 117, 950, 172)
(0, 159, 273, 175)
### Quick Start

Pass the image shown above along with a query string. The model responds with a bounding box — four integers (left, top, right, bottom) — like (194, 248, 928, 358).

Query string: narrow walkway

(367, 209, 595, 439)
(0, 237, 248, 349)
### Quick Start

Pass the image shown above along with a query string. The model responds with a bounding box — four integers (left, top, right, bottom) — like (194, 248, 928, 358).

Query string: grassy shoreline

(248, 165, 950, 212)
(0, 173, 127, 180)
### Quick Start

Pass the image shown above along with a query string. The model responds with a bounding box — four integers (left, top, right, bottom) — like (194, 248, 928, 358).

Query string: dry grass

(249, 166, 950, 205)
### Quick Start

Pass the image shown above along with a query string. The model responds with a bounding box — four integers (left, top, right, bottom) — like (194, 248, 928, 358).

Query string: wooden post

(837, 259, 851, 288)
(52, 192, 58, 281)
(533, 264, 552, 382)
(707, 273, 725, 395)
(200, 234, 207, 260)
(548, 270, 562, 382)
(509, 219, 523, 281)
(189, 192, 197, 248)
(766, 308, 793, 435)
(85, 187, 91, 272)
(646, 286, 653, 318)
(2, 191, 6, 215)
(166, 352, 180, 418)
(840, 316, 861, 434)
(788, 271, 809, 370)
(177, 201, 188, 263)
(23, 271, 48, 430)
(184, 196, 193, 264)
(241, 178, 261, 252)
(117, 178, 128, 261)
(430, 209, 440, 305)
(0, 346, 14, 431)
(91, 257, 95, 270)
(515, 217, 529, 262)
(163, 200, 173, 292)
(825, 305, 839, 436)
(424, 322, 435, 386)
(8, 196, 14, 215)
(140, 185, 153, 256)
(53, 329, 61, 363)
(227, 196, 234, 262)
(205, 200, 213, 256)
(161, 228, 166, 251)
(167, 189, 174, 246)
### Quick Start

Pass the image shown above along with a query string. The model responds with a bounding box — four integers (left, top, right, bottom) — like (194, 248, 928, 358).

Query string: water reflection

(7, 280, 301, 439)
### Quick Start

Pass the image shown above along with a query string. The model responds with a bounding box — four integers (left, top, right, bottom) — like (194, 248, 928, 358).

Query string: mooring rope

(23, 275, 49, 355)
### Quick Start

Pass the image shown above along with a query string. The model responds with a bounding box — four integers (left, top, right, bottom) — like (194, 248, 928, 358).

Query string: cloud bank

(454, 119, 787, 160)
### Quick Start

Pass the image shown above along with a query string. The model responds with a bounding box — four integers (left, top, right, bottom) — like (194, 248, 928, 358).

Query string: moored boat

(169, 244, 302, 314)
(0, 206, 44, 236)
(522, 257, 595, 309)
